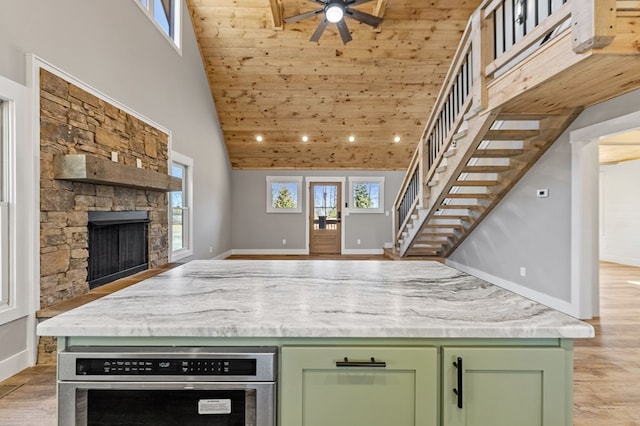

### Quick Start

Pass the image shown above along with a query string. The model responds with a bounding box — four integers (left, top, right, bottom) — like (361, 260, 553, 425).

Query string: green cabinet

(442, 347, 568, 426)
(280, 346, 438, 426)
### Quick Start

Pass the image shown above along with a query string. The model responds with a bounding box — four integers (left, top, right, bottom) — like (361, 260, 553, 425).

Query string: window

(267, 176, 303, 213)
(348, 176, 385, 213)
(0, 99, 8, 308)
(170, 152, 193, 261)
(135, 0, 181, 50)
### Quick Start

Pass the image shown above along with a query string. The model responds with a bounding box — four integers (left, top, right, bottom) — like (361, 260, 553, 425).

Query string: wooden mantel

(53, 154, 182, 192)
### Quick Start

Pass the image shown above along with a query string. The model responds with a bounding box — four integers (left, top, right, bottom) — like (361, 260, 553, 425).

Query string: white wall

(232, 170, 405, 254)
(600, 159, 640, 267)
(0, 0, 231, 378)
(448, 88, 640, 316)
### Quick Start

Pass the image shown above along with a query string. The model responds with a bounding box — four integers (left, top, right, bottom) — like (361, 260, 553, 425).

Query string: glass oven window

(87, 389, 255, 426)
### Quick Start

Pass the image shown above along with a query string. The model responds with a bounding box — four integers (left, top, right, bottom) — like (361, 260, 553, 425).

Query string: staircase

(393, 0, 640, 258)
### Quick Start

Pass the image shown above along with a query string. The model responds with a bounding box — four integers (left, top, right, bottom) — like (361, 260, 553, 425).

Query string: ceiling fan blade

(336, 19, 353, 44)
(345, 8, 382, 27)
(310, 19, 329, 42)
(284, 8, 324, 24)
(346, 0, 375, 6)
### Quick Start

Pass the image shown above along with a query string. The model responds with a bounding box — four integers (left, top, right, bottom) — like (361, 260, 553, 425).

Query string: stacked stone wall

(39, 69, 169, 309)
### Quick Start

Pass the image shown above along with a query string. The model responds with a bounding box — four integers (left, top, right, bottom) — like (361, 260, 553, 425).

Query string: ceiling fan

(284, 0, 382, 45)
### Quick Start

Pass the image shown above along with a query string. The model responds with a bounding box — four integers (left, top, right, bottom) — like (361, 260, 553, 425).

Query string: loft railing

(393, 0, 625, 252)
(489, 0, 569, 59)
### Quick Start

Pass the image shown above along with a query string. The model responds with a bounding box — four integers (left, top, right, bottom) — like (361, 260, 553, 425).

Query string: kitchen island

(38, 260, 594, 425)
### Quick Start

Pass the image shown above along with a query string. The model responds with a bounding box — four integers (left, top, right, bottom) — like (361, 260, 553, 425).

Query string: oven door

(58, 381, 275, 426)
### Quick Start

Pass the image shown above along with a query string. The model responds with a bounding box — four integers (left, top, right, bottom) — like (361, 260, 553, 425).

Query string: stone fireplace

(39, 69, 171, 310)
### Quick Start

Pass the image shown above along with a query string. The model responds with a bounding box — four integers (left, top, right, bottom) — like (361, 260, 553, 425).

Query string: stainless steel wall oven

(58, 346, 277, 426)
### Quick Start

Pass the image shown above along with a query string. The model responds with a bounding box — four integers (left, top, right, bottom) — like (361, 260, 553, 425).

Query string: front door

(309, 182, 341, 254)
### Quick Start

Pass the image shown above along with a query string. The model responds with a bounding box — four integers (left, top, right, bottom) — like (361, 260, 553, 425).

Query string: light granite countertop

(37, 260, 594, 339)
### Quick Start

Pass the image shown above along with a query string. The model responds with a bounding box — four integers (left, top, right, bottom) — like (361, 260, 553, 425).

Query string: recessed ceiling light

(302, 135, 309, 142)
(256, 135, 263, 142)
(348, 135, 356, 143)
(394, 136, 401, 143)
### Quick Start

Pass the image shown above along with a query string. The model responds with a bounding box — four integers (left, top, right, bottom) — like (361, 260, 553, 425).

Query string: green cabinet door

(442, 347, 568, 426)
(281, 346, 438, 426)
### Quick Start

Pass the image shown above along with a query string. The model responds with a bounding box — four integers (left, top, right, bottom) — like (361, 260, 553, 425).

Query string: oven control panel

(76, 358, 257, 376)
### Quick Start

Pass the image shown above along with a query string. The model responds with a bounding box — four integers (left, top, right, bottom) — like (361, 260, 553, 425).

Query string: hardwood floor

(0, 260, 637, 425)
(0, 364, 56, 426)
(573, 261, 640, 425)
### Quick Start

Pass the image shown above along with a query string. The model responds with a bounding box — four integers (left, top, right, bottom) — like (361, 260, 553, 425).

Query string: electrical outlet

(357, 239, 361, 245)
(136, 158, 142, 168)
(282, 239, 287, 245)
(537, 188, 549, 198)
(209, 246, 213, 254)
(111, 151, 118, 162)
(520, 267, 526, 277)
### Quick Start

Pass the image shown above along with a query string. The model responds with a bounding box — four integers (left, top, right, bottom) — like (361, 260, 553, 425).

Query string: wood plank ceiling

(186, 0, 483, 170)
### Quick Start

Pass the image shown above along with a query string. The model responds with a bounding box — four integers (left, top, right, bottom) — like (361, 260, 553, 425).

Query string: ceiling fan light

(325, 4, 344, 23)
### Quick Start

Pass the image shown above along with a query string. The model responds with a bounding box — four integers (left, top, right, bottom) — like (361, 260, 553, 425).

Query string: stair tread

(424, 223, 464, 229)
(433, 215, 472, 219)
(445, 193, 492, 198)
(439, 204, 482, 210)
(473, 149, 524, 158)
(443, 148, 457, 158)
(454, 180, 498, 186)
(484, 129, 539, 140)
(462, 165, 512, 173)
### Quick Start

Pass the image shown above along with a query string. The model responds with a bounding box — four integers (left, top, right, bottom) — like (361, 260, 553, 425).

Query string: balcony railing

(392, 0, 633, 254)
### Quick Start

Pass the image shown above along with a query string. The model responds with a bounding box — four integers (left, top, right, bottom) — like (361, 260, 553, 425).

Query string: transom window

(135, 0, 181, 50)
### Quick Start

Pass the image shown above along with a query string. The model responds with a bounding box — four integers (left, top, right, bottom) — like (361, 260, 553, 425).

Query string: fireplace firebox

(87, 211, 150, 289)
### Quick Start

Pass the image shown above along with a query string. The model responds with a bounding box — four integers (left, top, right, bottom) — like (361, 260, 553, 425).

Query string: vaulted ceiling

(186, 0, 483, 170)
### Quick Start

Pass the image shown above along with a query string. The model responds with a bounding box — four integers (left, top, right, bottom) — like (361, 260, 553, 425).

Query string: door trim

(305, 177, 346, 255)
(570, 108, 640, 319)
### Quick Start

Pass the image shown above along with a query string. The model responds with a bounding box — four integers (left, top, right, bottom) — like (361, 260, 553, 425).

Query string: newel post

(571, 0, 616, 53)
(470, 7, 493, 116)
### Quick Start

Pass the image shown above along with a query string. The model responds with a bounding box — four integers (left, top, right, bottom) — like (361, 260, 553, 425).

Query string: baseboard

(600, 255, 640, 268)
(0, 349, 31, 382)
(342, 249, 384, 255)
(214, 249, 233, 259)
(231, 249, 310, 256)
(446, 259, 578, 317)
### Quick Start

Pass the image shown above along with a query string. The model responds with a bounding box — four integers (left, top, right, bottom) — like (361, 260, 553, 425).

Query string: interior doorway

(571, 109, 640, 319)
(309, 182, 342, 254)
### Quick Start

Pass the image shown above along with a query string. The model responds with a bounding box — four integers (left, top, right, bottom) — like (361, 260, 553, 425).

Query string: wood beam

(53, 154, 182, 192)
(269, 0, 284, 30)
(572, 0, 616, 52)
(373, 0, 389, 18)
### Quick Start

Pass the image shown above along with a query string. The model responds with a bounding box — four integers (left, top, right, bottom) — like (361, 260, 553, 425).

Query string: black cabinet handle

(336, 357, 387, 368)
(453, 357, 463, 409)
